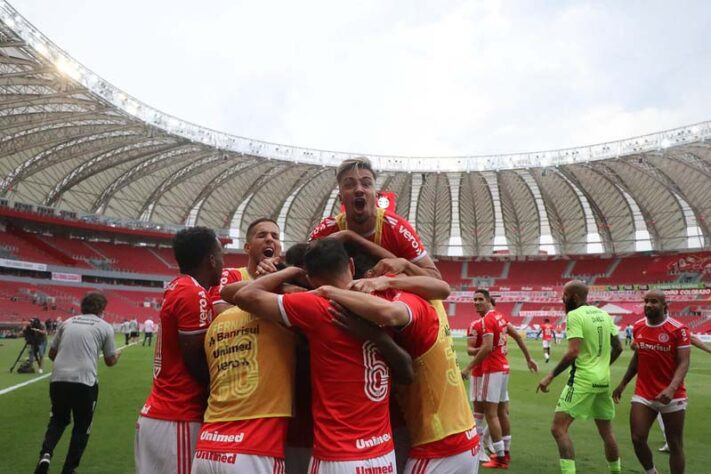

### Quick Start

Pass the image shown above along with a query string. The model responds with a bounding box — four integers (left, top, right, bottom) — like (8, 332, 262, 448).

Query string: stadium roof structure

(0, 1, 710, 257)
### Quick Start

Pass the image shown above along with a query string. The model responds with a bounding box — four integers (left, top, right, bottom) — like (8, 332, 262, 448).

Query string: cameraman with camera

(34, 292, 120, 474)
(25, 318, 48, 373)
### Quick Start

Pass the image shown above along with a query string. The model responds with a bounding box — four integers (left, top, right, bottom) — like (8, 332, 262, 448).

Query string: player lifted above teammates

(135, 227, 223, 474)
(323, 257, 479, 474)
(208, 218, 282, 315)
(463, 289, 538, 469)
(613, 290, 691, 474)
(537, 318, 557, 363)
(233, 238, 414, 473)
(309, 157, 441, 279)
(537, 280, 622, 474)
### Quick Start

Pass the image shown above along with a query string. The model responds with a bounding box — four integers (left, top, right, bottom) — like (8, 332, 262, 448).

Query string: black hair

(304, 238, 350, 279)
(544, 318, 550, 323)
(81, 292, 107, 315)
(343, 242, 380, 279)
(245, 218, 278, 241)
(474, 288, 496, 306)
(285, 243, 309, 268)
(173, 226, 218, 274)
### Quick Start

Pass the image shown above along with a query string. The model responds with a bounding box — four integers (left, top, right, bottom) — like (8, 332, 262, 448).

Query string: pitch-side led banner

(0, 257, 47, 272)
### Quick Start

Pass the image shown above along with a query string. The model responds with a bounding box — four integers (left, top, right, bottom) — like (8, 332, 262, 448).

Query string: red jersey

(391, 292, 478, 458)
(207, 267, 249, 310)
(481, 310, 509, 374)
(141, 275, 213, 422)
(541, 323, 554, 341)
(195, 419, 287, 457)
(633, 317, 691, 400)
(278, 292, 393, 461)
(467, 318, 485, 377)
(309, 209, 427, 263)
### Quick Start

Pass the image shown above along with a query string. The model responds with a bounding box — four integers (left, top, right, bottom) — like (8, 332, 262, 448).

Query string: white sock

(474, 413, 485, 437)
(645, 468, 656, 474)
(492, 440, 505, 458)
(503, 435, 511, 451)
(545, 352, 550, 361)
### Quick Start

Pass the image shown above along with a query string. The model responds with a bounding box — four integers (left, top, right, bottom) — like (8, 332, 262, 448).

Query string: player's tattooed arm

(610, 333, 623, 364)
(330, 303, 414, 384)
(537, 338, 581, 393)
(612, 350, 638, 403)
(234, 266, 306, 322)
(331, 230, 397, 260)
(349, 274, 450, 301)
(370, 256, 442, 279)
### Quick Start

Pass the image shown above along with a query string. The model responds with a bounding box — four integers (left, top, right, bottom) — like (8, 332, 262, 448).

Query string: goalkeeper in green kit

(537, 280, 623, 474)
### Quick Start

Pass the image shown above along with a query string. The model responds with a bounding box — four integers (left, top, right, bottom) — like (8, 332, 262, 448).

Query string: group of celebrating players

(131, 157, 701, 474)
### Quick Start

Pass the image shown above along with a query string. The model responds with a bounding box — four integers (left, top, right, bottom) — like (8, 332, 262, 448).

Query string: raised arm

(349, 274, 450, 301)
(233, 266, 306, 322)
(314, 285, 411, 327)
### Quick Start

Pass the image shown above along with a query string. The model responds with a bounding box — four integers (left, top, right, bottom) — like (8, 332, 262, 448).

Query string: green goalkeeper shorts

(555, 384, 615, 421)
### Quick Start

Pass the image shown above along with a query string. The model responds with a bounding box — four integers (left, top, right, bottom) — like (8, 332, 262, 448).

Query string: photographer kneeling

(34, 292, 120, 474)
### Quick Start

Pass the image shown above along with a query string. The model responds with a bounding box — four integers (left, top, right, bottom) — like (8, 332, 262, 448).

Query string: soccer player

(464, 290, 538, 469)
(612, 290, 691, 474)
(537, 280, 623, 474)
(135, 227, 224, 474)
(323, 273, 480, 474)
(537, 318, 557, 363)
(208, 218, 282, 315)
(309, 157, 441, 279)
(233, 238, 413, 473)
(142, 318, 155, 347)
(462, 311, 488, 462)
(191, 303, 296, 472)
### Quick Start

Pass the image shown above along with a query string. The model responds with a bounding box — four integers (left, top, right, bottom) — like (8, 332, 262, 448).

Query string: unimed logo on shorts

(355, 464, 394, 474)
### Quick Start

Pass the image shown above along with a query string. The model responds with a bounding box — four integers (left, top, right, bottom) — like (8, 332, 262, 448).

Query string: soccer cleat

(504, 451, 511, 463)
(34, 453, 51, 474)
(658, 443, 670, 453)
(481, 457, 508, 469)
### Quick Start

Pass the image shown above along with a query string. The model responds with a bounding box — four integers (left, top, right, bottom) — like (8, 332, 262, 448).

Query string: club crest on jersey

(658, 333, 670, 343)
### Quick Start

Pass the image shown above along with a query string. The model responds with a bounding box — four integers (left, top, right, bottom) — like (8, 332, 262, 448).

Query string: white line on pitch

(0, 342, 135, 396)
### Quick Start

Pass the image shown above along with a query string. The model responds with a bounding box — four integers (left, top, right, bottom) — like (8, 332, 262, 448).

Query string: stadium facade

(0, 1, 710, 258)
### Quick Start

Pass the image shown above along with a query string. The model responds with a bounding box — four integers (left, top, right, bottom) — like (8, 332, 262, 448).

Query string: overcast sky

(13, 0, 711, 156)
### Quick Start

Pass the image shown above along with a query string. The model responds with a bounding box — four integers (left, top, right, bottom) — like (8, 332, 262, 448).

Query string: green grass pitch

(0, 334, 709, 473)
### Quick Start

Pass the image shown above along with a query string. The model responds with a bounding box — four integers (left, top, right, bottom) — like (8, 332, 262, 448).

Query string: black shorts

(130, 331, 139, 338)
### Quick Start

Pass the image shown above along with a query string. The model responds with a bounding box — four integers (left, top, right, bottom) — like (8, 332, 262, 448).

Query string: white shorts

(542, 340, 551, 349)
(135, 416, 201, 474)
(405, 447, 480, 474)
(309, 451, 396, 474)
(475, 372, 509, 404)
(191, 450, 285, 473)
(631, 395, 688, 414)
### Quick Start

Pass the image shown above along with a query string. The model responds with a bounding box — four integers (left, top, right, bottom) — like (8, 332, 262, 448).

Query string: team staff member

(191, 303, 296, 473)
(208, 218, 282, 315)
(309, 157, 441, 279)
(135, 227, 224, 474)
(612, 290, 691, 474)
(233, 239, 414, 473)
(537, 281, 623, 474)
(34, 292, 120, 474)
(321, 273, 479, 474)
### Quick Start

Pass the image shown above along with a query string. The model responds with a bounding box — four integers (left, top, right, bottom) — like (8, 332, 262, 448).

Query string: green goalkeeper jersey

(565, 305, 618, 392)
